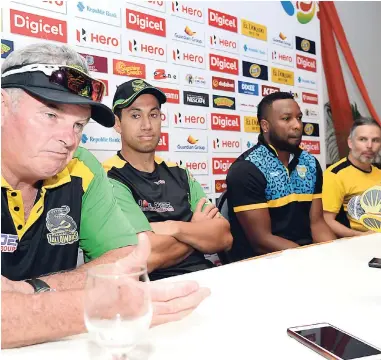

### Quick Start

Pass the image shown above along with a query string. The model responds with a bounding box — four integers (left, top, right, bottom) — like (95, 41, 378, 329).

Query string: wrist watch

(25, 278, 56, 293)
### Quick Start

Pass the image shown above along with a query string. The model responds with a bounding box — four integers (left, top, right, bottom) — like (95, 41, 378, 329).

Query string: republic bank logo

(77, 2, 85, 12)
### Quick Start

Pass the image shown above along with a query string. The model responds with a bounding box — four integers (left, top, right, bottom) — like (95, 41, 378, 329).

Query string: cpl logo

(281, 1, 317, 24)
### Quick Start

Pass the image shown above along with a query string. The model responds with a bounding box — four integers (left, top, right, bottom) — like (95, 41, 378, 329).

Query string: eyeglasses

(2, 64, 106, 102)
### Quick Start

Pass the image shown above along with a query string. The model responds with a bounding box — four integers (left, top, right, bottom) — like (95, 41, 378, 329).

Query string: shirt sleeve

(185, 168, 212, 212)
(79, 162, 139, 262)
(322, 168, 345, 213)
(226, 160, 267, 213)
(108, 178, 152, 232)
(313, 158, 323, 198)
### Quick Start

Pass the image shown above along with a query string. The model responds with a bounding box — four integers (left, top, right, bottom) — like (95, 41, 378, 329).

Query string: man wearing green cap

(103, 79, 233, 280)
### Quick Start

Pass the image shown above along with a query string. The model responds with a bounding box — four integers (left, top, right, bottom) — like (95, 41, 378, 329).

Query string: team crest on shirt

(296, 165, 308, 179)
(46, 205, 79, 246)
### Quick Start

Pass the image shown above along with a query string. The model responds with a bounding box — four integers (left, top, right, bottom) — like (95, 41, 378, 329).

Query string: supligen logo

(242, 60, 268, 81)
(296, 36, 316, 55)
(157, 87, 180, 104)
(10, 9, 67, 43)
(302, 92, 318, 104)
(126, 9, 166, 37)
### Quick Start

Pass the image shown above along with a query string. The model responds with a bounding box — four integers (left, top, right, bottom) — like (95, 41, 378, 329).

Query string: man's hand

(191, 198, 219, 223)
(116, 233, 210, 327)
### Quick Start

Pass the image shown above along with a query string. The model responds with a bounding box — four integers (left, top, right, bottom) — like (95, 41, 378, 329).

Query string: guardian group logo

(281, 1, 317, 24)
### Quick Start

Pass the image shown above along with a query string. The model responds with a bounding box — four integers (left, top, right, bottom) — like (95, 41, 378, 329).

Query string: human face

(114, 94, 162, 154)
(348, 124, 381, 164)
(262, 98, 303, 152)
(1, 90, 90, 181)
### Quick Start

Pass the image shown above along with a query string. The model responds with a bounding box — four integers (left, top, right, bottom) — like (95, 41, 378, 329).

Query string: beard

(351, 149, 376, 164)
(269, 131, 301, 153)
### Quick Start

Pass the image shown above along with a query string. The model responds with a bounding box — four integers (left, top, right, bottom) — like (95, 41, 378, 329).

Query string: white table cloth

(3, 234, 381, 359)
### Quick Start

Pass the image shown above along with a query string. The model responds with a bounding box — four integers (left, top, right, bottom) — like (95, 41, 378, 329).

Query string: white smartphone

(287, 323, 381, 360)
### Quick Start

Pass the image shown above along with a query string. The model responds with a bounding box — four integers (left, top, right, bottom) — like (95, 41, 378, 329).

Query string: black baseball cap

(1, 66, 115, 127)
(112, 79, 167, 113)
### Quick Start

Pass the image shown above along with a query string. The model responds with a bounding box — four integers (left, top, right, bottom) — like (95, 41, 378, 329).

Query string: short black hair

(257, 92, 294, 133)
(349, 117, 381, 138)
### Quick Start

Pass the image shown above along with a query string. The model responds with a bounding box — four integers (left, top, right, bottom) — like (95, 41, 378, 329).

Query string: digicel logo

(209, 54, 239, 75)
(157, 87, 179, 104)
(296, 54, 317, 72)
(126, 9, 166, 37)
(208, 9, 238, 33)
(262, 85, 280, 96)
(156, 133, 169, 151)
(212, 158, 235, 175)
(211, 113, 240, 131)
(300, 140, 320, 154)
(215, 179, 227, 193)
(302, 92, 318, 104)
(10, 9, 67, 43)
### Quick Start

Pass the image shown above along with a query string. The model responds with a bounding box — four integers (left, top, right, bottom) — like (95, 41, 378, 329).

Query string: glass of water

(84, 262, 152, 359)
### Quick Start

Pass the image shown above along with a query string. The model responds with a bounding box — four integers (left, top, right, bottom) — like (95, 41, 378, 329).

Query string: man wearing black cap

(103, 79, 232, 280)
(1, 44, 210, 348)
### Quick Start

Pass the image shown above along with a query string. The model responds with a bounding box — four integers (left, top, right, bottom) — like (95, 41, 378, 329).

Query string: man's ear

(348, 135, 353, 151)
(114, 114, 122, 135)
(260, 119, 269, 133)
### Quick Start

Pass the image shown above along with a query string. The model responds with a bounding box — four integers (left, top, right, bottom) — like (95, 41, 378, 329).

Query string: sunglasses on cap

(1, 64, 106, 102)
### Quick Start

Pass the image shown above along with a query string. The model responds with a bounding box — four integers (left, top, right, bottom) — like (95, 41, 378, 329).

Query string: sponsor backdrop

(1, 0, 324, 204)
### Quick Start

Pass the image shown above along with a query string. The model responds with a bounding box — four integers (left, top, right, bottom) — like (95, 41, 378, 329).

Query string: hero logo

(173, 48, 205, 69)
(209, 54, 239, 75)
(126, 9, 166, 37)
(171, 1, 204, 23)
(211, 113, 240, 131)
(272, 50, 293, 67)
(302, 92, 318, 105)
(208, 9, 238, 33)
(210, 34, 238, 54)
(297, 54, 317, 72)
(212, 138, 241, 153)
(10, 9, 67, 43)
(156, 133, 169, 151)
(128, 39, 166, 62)
(212, 158, 235, 175)
(262, 85, 280, 96)
(173, 112, 207, 130)
(76, 27, 120, 53)
(179, 159, 209, 175)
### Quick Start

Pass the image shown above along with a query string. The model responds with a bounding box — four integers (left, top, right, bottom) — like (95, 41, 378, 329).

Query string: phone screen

(296, 326, 381, 360)
(369, 258, 381, 266)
